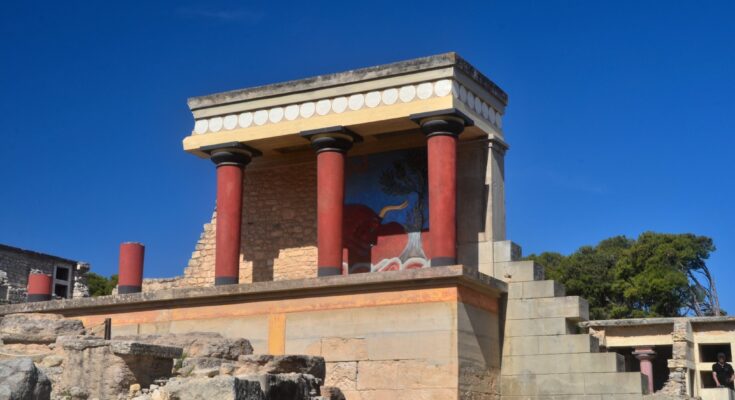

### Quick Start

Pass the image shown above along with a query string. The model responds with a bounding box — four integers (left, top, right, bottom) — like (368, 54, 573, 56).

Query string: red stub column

(27, 272, 53, 302)
(118, 242, 145, 294)
(411, 109, 472, 267)
(201, 142, 259, 285)
(301, 127, 361, 277)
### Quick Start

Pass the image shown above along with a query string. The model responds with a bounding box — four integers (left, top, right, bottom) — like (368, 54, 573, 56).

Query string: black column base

(431, 257, 457, 267)
(27, 294, 51, 302)
(317, 266, 342, 277)
(215, 276, 239, 286)
(118, 285, 142, 294)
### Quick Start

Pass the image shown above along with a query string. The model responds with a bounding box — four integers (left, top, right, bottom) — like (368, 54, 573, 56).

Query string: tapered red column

(118, 242, 144, 294)
(633, 347, 656, 394)
(27, 272, 52, 302)
(301, 127, 361, 277)
(411, 109, 472, 267)
(201, 142, 260, 285)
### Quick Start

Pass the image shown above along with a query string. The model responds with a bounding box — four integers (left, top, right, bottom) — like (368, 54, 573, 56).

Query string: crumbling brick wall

(182, 162, 318, 287)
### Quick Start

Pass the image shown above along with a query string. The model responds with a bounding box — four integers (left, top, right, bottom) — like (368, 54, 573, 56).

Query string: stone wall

(0, 245, 82, 302)
(183, 162, 318, 288)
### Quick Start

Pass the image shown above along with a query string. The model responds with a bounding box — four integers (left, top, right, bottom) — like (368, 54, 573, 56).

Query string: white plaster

(399, 85, 417, 103)
(316, 99, 331, 116)
(348, 94, 365, 111)
(417, 82, 433, 99)
(365, 91, 381, 108)
(268, 107, 284, 123)
(253, 110, 268, 126)
(223, 115, 238, 130)
(459, 85, 468, 102)
(488, 108, 496, 125)
(474, 97, 482, 114)
(238, 112, 253, 128)
(194, 119, 209, 134)
(482, 102, 490, 119)
(209, 117, 223, 132)
(284, 105, 299, 121)
(435, 79, 452, 97)
(467, 92, 475, 111)
(332, 97, 348, 113)
(382, 88, 398, 105)
(496, 114, 502, 129)
(299, 102, 315, 118)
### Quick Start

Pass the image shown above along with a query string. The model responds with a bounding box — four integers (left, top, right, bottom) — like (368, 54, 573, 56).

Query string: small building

(0, 244, 89, 303)
(582, 317, 735, 400)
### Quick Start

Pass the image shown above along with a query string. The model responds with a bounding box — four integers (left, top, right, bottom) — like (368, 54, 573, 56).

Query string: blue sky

(1, 1, 732, 310)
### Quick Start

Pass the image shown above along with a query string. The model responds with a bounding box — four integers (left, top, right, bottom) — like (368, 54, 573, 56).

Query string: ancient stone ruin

(0, 313, 343, 400)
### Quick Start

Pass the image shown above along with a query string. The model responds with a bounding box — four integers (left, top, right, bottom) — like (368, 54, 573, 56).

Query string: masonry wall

(0, 245, 79, 302)
(173, 140, 504, 289)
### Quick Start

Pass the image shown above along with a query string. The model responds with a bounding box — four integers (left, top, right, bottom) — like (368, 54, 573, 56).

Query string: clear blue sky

(1, 2, 733, 310)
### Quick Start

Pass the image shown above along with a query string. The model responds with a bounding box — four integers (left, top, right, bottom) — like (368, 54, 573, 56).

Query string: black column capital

(409, 108, 474, 138)
(300, 126, 363, 154)
(200, 142, 262, 167)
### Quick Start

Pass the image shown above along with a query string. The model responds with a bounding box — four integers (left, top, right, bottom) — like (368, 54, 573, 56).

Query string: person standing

(713, 352, 735, 389)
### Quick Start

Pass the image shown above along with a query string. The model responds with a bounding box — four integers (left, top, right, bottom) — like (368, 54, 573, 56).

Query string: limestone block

(493, 241, 522, 263)
(365, 331, 456, 361)
(0, 358, 52, 400)
(508, 280, 566, 299)
(320, 337, 368, 362)
(0, 313, 85, 344)
(536, 334, 599, 355)
(506, 296, 589, 321)
(494, 261, 544, 283)
(584, 372, 647, 395)
(355, 388, 457, 400)
(234, 355, 325, 380)
(505, 317, 572, 337)
(116, 332, 254, 360)
(163, 376, 264, 400)
(501, 353, 622, 376)
(325, 362, 357, 391)
(356, 359, 456, 390)
(501, 373, 586, 396)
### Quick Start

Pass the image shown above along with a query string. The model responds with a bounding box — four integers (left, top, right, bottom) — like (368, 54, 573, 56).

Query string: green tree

(86, 273, 118, 297)
(526, 232, 720, 319)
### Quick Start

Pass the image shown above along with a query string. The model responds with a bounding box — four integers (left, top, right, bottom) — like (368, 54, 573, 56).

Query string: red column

(633, 347, 656, 394)
(301, 127, 361, 277)
(118, 242, 144, 294)
(27, 272, 53, 302)
(411, 109, 472, 267)
(204, 143, 258, 286)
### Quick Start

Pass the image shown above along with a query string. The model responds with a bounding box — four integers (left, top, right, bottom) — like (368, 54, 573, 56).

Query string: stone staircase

(494, 250, 649, 399)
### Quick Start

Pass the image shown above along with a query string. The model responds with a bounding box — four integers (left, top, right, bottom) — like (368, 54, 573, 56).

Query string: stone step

(505, 317, 578, 337)
(502, 395, 644, 400)
(506, 296, 589, 322)
(504, 334, 600, 356)
(501, 352, 625, 375)
(494, 260, 545, 283)
(508, 280, 566, 299)
(501, 372, 647, 396)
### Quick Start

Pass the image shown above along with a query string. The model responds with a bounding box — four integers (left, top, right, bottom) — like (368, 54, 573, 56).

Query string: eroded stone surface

(0, 314, 84, 344)
(235, 355, 325, 380)
(116, 332, 252, 360)
(0, 357, 51, 400)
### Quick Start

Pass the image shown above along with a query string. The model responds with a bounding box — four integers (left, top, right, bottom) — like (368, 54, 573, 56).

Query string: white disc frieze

(365, 91, 381, 108)
(223, 115, 238, 130)
(316, 99, 331, 116)
(209, 117, 223, 132)
(474, 97, 482, 114)
(238, 112, 253, 128)
(481, 102, 489, 119)
(348, 94, 365, 110)
(382, 88, 398, 105)
(417, 82, 433, 99)
(253, 110, 268, 126)
(459, 85, 467, 102)
(399, 85, 416, 103)
(268, 107, 284, 123)
(284, 105, 299, 121)
(434, 79, 452, 97)
(300, 102, 315, 118)
(194, 119, 208, 134)
(332, 97, 348, 113)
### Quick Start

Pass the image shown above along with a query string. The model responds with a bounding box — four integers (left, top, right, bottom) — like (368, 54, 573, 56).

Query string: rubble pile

(0, 313, 345, 400)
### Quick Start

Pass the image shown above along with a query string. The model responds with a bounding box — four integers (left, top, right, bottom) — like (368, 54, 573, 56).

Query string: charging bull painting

(344, 148, 431, 273)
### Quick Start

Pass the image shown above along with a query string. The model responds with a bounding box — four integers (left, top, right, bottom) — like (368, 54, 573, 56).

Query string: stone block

(356, 359, 456, 390)
(508, 280, 566, 299)
(584, 372, 647, 394)
(536, 334, 599, 355)
(493, 241, 522, 263)
(494, 261, 544, 283)
(0, 313, 85, 344)
(506, 296, 589, 321)
(115, 332, 253, 360)
(505, 317, 573, 337)
(320, 337, 368, 362)
(325, 362, 357, 391)
(365, 331, 455, 361)
(111, 341, 184, 359)
(0, 358, 52, 400)
(163, 376, 264, 400)
(234, 355, 325, 380)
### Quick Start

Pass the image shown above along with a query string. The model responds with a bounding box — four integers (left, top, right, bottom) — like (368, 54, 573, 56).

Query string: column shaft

(215, 164, 244, 285)
(633, 347, 656, 394)
(118, 242, 144, 294)
(427, 134, 458, 266)
(27, 272, 52, 302)
(316, 150, 346, 276)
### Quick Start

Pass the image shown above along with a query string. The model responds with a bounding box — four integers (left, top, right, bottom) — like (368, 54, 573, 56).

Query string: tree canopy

(526, 232, 720, 320)
(85, 273, 118, 297)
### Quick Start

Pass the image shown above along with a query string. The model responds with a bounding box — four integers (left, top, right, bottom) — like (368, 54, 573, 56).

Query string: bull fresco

(344, 147, 431, 273)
